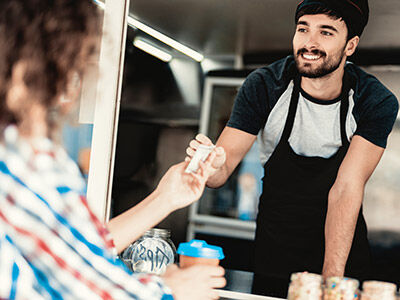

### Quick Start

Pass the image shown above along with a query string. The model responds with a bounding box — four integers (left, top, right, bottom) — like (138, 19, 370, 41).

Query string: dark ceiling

(129, 0, 400, 59)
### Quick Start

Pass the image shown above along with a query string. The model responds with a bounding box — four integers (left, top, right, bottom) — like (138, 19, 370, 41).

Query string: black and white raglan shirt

(227, 56, 399, 166)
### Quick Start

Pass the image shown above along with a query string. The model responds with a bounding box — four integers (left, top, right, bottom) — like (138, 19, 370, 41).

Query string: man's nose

(303, 32, 320, 49)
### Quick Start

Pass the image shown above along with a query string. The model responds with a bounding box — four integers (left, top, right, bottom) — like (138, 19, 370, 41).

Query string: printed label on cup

(185, 144, 215, 174)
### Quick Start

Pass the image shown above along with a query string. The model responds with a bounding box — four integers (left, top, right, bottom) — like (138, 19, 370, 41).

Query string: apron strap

(281, 74, 301, 141)
(339, 72, 351, 147)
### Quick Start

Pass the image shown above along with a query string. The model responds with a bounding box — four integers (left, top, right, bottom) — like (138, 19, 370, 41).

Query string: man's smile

(297, 48, 327, 63)
(301, 53, 323, 61)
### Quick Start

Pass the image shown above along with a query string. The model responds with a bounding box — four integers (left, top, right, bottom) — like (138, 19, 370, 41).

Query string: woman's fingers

(210, 276, 226, 289)
(208, 265, 225, 277)
(210, 289, 220, 300)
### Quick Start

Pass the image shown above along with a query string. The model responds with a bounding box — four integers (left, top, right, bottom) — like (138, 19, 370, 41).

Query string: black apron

(252, 73, 371, 296)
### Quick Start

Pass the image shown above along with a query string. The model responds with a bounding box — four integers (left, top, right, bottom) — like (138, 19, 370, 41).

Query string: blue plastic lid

(177, 239, 224, 259)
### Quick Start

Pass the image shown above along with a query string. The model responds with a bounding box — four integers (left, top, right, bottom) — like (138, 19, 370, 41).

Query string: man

(187, 0, 399, 297)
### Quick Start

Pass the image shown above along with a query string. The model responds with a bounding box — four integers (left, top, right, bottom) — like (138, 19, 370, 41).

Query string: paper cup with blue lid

(177, 239, 225, 268)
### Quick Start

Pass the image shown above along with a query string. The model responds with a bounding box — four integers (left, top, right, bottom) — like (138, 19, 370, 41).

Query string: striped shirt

(0, 126, 173, 300)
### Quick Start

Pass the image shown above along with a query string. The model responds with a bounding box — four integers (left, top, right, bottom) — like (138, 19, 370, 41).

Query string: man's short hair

(295, 4, 350, 40)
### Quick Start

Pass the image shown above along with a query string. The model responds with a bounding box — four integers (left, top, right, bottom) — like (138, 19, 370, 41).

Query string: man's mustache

(297, 48, 326, 57)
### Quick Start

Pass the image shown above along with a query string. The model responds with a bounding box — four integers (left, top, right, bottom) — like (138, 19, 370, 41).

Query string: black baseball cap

(295, 0, 369, 38)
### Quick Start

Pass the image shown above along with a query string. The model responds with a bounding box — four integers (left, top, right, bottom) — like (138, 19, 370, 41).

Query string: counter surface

(220, 269, 285, 300)
(218, 289, 284, 300)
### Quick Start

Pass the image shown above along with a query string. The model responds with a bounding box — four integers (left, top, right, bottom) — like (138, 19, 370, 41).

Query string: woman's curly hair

(0, 0, 100, 132)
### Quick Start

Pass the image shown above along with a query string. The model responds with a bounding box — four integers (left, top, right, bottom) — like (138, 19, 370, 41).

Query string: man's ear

(345, 36, 360, 57)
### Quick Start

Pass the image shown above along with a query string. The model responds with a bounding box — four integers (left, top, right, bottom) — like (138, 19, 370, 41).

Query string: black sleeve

(355, 93, 399, 148)
(226, 71, 269, 135)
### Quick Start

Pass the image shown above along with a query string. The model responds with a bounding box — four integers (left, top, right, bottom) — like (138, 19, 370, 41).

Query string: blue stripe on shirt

(56, 185, 86, 196)
(9, 262, 19, 299)
(0, 162, 112, 262)
(5, 234, 68, 298)
(27, 260, 64, 299)
(0, 162, 143, 298)
(1, 162, 170, 299)
(56, 186, 72, 194)
(5, 195, 138, 298)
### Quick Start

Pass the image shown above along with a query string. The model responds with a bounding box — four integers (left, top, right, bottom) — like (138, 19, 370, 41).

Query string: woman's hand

(107, 152, 217, 252)
(155, 151, 217, 211)
(162, 264, 226, 300)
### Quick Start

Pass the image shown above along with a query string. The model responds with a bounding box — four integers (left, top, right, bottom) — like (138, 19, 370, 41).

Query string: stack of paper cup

(288, 272, 323, 300)
(361, 281, 397, 300)
(324, 277, 359, 300)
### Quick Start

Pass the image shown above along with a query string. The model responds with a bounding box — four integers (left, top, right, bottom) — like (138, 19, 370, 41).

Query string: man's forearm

(204, 127, 257, 189)
(322, 183, 364, 277)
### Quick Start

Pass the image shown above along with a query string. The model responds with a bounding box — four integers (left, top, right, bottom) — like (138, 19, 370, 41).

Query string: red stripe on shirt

(0, 208, 114, 299)
(79, 195, 115, 250)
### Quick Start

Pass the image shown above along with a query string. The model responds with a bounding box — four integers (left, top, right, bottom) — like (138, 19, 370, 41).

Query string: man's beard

(294, 47, 346, 78)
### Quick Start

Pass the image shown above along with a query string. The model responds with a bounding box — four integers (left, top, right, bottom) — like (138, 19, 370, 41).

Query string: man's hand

(162, 264, 226, 300)
(155, 151, 217, 211)
(186, 128, 256, 189)
(185, 134, 226, 178)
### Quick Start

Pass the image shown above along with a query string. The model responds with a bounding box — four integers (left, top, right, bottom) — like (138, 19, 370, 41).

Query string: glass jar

(121, 228, 176, 275)
(361, 281, 397, 300)
(288, 272, 323, 300)
(324, 277, 359, 300)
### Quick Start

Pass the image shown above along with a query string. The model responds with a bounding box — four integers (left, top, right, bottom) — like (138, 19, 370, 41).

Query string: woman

(0, 1, 225, 299)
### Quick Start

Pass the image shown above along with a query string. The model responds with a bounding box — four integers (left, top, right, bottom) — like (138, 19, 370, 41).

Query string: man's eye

(321, 31, 333, 36)
(297, 28, 307, 33)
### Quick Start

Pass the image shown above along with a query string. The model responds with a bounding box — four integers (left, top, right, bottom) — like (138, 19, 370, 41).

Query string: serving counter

(218, 289, 283, 300)
(219, 269, 285, 300)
